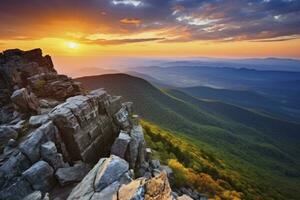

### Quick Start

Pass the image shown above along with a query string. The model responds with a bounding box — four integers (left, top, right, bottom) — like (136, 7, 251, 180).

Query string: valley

(77, 73, 300, 200)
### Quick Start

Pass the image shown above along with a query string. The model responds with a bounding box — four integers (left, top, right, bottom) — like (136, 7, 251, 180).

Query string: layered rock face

(67, 155, 174, 200)
(0, 49, 195, 200)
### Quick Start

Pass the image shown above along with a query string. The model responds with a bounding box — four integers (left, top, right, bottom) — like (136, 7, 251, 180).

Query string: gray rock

(68, 158, 177, 200)
(90, 181, 120, 200)
(160, 165, 173, 177)
(55, 163, 91, 186)
(118, 178, 146, 200)
(122, 102, 133, 116)
(108, 96, 122, 115)
(29, 114, 50, 127)
(49, 90, 117, 163)
(150, 160, 161, 169)
(0, 152, 31, 179)
(0, 126, 18, 150)
(43, 193, 50, 200)
(3, 138, 18, 154)
(111, 131, 131, 158)
(0, 177, 33, 200)
(22, 160, 55, 192)
(67, 158, 107, 200)
(11, 88, 40, 114)
(128, 125, 146, 169)
(41, 141, 65, 170)
(152, 169, 162, 177)
(28, 72, 81, 100)
(94, 155, 129, 192)
(119, 172, 134, 185)
(10, 120, 27, 133)
(19, 121, 58, 163)
(23, 191, 43, 200)
(39, 99, 60, 108)
(143, 172, 152, 179)
(114, 106, 130, 129)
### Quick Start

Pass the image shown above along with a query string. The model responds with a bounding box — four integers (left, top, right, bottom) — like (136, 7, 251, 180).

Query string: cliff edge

(0, 49, 195, 200)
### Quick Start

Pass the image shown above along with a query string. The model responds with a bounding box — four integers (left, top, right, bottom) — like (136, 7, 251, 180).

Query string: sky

(0, 0, 300, 74)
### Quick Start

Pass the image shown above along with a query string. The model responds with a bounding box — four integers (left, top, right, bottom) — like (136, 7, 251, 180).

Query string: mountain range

(76, 73, 300, 200)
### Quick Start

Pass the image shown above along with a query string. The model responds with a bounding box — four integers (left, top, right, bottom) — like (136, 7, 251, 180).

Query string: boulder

(40, 141, 65, 170)
(0, 48, 55, 94)
(0, 152, 31, 179)
(122, 102, 133, 115)
(11, 88, 40, 114)
(114, 106, 130, 129)
(55, 163, 91, 186)
(152, 169, 162, 177)
(3, 138, 18, 154)
(119, 172, 134, 186)
(0, 105, 15, 124)
(23, 191, 43, 200)
(67, 156, 130, 200)
(39, 99, 60, 108)
(43, 193, 50, 200)
(108, 96, 122, 115)
(29, 114, 50, 127)
(160, 165, 173, 178)
(19, 121, 58, 163)
(128, 125, 146, 169)
(144, 172, 173, 200)
(28, 72, 81, 100)
(150, 160, 161, 169)
(49, 90, 117, 163)
(22, 160, 55, 192)
(90, 181, 120, 200)
(9, 119, 27, 133)
(0, 126, 18, 150)
(118, 178, 146, 200)
(94, 155, 129, 192)
(111, 131, 131, 158)
(0, 177, 33, 200)
(67, 158, 107, 200)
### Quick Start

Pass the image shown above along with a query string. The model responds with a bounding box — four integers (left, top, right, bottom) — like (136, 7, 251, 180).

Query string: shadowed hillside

(77, 73, 300, 200)
(180, 86, 300, 122)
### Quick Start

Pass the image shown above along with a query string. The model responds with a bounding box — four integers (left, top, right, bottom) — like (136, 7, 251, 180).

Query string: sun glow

(66, 41, 79, 49)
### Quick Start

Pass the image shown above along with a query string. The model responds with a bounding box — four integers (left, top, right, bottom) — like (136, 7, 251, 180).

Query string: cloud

(82, 37, 165, 45)
(112, 0, 142, 7)
(251, 35, 300, 42)
(120, 18, 142, 25)
(0, 0, 299, 43)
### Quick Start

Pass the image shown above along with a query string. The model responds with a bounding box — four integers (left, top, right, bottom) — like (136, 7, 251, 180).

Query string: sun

(66, 41, 79, 49)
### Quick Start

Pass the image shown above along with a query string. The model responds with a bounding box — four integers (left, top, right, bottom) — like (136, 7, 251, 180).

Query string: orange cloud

(120, 18, 142, 25)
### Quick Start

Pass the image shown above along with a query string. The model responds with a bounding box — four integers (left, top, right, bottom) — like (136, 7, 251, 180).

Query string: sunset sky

(1, 0, 300, 74)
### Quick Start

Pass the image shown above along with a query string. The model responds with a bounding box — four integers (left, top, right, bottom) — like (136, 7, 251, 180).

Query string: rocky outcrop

(28, 73, 81, 100)
(55, 163, 90, 186)
(48, 89, 127, 163)
(11, 88, 40, 115)
(19, 121, 58, 163)
(22, 160, 56, 192)
(67, 155, 174, 200)
(0, 49, 194, 200)
(0, 49, 55, 105)
(111, 131, 131, 158)
(0, 126, 18, 151)
(40, 141, 66, 170)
